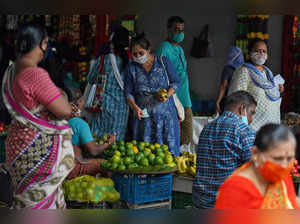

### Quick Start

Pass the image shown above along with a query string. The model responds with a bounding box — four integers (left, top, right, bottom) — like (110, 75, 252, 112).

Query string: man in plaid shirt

(192, 91, 257, 208)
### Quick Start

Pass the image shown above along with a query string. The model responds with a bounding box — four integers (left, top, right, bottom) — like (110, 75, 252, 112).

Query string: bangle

(71, 103, 81, 118)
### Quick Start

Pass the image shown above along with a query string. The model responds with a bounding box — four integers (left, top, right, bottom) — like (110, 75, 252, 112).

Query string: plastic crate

(0, 136, 6, 163)
(112, 173, 173, 204)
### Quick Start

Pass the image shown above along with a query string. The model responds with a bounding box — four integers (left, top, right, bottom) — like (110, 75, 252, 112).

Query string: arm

(239, 130, 256, 164)
(76, 119, 115, 156)
(227, 66, 250, 96)
(124, 65, 143, 120)
(83, 135, 115, 156)
(34, 70, 73, 120)
(216, 80, 228, 113)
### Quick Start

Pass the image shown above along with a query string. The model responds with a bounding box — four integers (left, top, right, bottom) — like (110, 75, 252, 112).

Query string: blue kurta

(156, 41, 192, 107)
(87, 54, 129, 140)
(124, 56, 181, 155)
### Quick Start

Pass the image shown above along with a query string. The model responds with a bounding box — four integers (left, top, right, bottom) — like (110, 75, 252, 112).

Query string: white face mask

(250, 52, 267, 65)
(133, 54, 148, 64)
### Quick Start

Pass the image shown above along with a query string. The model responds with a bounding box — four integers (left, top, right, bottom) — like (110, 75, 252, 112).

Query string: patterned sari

(2, 64, 74, 209)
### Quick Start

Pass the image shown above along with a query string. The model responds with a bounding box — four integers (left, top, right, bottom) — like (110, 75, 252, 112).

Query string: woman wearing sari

(215, 124, 299, 209)
(228, 39, 284, 131)
(2, 24, 77, 209)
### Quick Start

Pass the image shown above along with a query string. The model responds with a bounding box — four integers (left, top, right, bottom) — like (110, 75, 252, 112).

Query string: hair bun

(132, 32, 146, 40)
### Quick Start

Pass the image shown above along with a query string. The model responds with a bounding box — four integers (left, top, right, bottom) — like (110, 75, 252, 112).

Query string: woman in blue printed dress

(87, 26, 129, 140)
(124, 35, 181, 155)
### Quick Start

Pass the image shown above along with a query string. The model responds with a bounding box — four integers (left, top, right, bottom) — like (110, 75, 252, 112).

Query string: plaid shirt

(192, 111, 256, 208)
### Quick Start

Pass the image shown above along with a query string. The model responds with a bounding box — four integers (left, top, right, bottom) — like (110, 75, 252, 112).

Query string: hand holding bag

(160, 56, 185, 121)
(190, 24, 214, 58)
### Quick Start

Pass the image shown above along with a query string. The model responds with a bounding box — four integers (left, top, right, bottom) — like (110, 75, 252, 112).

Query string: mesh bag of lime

(62, 175, 120, 203)
(100, 140, 177, 172)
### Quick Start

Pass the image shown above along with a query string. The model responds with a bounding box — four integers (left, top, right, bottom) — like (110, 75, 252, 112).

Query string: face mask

(241, 108, 248, 125)
(133, 54, 148, 64)
(172, 33, 185, 43)
(257, 155, 295, 183)
(250, 52, 267, 65)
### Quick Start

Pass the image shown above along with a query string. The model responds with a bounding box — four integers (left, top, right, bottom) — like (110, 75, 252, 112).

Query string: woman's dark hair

(15, 23, 47, 56)
(130, 33, 151, 51)
(224, 90, 257, 110)
(167, 16, 185, 29)
(248, 38, 268, 53)
(111, 25, 130, 68)
(255, 124, 296, 152)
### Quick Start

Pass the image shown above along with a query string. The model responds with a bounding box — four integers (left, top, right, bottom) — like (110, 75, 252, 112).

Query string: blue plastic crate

(112, 173, 173, 204)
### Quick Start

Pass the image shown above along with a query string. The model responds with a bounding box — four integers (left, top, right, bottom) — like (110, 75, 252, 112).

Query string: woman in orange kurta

(215, 124, 299, 209)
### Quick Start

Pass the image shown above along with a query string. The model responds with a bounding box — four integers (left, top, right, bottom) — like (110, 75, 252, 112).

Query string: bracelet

(70, 103, 81, 118)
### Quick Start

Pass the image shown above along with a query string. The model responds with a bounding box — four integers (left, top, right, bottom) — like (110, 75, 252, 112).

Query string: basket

(0, 136, 6, 163)
(172, 191, 193, 209)
(65, 200, 111, 209)
(112, 173, 173, 204)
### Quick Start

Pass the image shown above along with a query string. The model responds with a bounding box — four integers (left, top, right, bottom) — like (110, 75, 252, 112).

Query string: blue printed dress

(88, 54, 129, 140)
(124, 56, 181, 155)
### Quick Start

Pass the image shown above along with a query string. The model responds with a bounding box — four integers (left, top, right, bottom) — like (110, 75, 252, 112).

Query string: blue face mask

(241, 115, 248, 125)
(241, 109, 249, 125)
(172, 33, 185, 43)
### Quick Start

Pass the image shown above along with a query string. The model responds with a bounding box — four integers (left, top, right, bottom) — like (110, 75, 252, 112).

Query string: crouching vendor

(62, 91, 116, 179)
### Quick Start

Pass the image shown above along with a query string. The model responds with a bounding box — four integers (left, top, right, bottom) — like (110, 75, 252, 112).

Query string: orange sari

(214, 162, 299, 209)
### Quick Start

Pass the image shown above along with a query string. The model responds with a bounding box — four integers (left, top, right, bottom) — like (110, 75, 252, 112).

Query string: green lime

(118, 140, 125, 146)
(148, 153, 156, 164)
(132, 140, 137, 146)
(128, 163, 139, 170)
(126, 143, 133, 149)
(114, 150, 121, 156)
(135, 153, 144, 163)
(80, 181, 88, 188)
(118, 164, 126, 171)
(140, 158, 149, 167)
(101, 161, 109, 168)
(156, 151, 165, 159)
(149, 144, 155, 151)
(111, 155, 121, 164)
(111, 143, 118, 150)
(144, 142, 150, 147)
(124, 157, 133, 166)
(111, 163, 118, 170)
(154, 157, 164, 165)
(164, 155, 173, 164)
(143, 150, 151, 157)
(119, 146, 126, 152)
(126, 148, 134, 157)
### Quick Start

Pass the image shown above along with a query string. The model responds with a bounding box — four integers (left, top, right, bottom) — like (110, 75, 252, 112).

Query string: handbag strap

(160, 56, 170, 86)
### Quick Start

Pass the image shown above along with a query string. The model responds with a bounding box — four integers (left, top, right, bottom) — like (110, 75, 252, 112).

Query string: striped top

(11, 67, 61, 111)
(192, 111, 256, 208)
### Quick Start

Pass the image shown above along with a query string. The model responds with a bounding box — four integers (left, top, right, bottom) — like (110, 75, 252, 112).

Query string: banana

(188, 166, 196, 177)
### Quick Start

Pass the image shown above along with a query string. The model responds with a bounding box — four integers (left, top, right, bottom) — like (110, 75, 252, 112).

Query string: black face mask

(39, 44, 50, 66)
